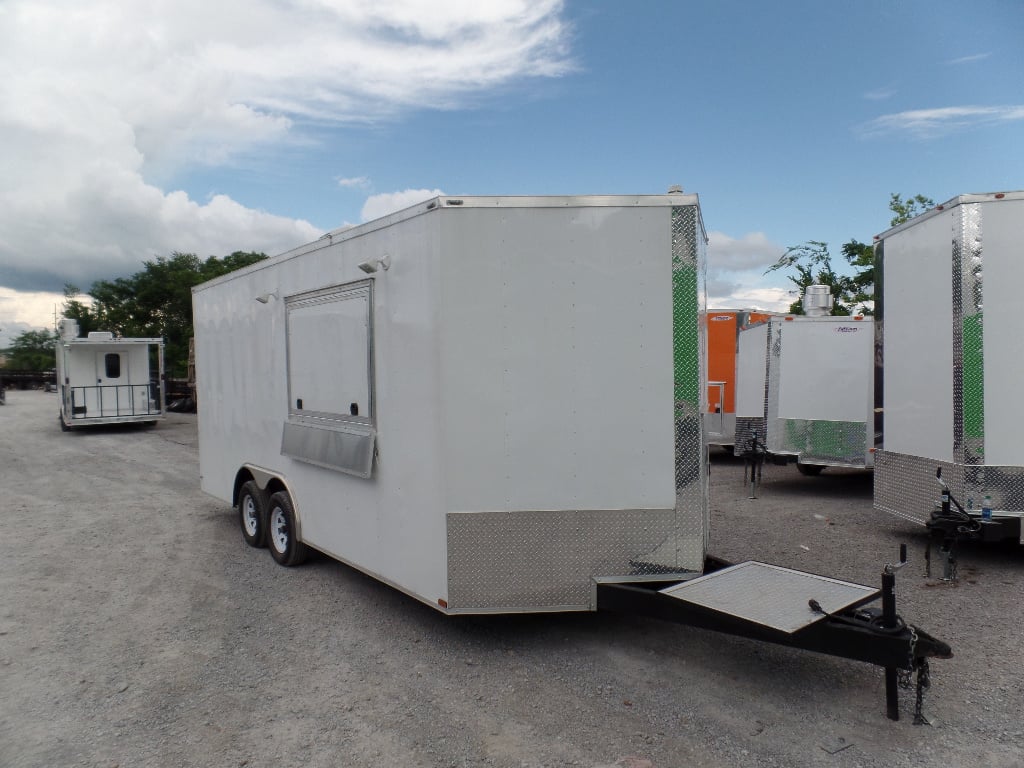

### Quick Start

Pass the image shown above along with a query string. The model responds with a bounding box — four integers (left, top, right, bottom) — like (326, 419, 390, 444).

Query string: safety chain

(914, 659, 931, 726)
(896, 626, 931, 725)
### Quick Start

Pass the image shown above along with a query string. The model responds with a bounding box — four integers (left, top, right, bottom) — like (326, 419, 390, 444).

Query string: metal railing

(66, 383, 163, 420)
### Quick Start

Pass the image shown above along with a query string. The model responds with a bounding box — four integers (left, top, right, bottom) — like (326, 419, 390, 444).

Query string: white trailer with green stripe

(193, 194, 710, 612)
(873, 191, 1024, 545)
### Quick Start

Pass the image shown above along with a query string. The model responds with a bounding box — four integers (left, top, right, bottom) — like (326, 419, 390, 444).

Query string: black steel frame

(596, 555, 951, 722)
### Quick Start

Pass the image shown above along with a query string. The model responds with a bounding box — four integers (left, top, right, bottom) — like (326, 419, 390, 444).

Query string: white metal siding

(776, 319, 872, 423)
(437, 206, 676, 513)
(981, 199, 1024, 465)
(881, 213, 955, 461)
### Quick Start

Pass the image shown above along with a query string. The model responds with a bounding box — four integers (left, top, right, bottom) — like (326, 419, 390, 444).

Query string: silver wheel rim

(242, 495, 259, 537)
(270, 506, 289, 553)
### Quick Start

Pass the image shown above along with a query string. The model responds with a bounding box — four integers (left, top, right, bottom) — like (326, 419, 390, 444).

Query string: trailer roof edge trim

(874, 190, 1024, 241)
(192, 193, 704, 294)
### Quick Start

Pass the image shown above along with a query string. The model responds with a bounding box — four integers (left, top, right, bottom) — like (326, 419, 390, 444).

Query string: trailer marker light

(995, 193, 1005, 199)
(437, 598, 448, 608)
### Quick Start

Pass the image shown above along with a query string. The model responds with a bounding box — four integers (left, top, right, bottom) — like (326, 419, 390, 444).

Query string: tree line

(2, 251, 267, 376)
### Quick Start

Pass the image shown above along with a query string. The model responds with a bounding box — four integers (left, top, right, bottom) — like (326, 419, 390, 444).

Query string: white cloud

(860, 105, 1024, 139)
(705, 231, 791, 312)
(948, 53, 991, 65)
(864, 86, 896, 101)
(0, 289, 65, 348)
(337, 176, 372, 189)
(361, 189, 446, 221)
(0, 0, 573, 330)
(707, 231, 784, 272)
(707, 285, 794, 313)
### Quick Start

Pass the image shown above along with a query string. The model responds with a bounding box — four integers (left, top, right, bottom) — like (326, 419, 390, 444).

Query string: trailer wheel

(238, 481, 269, 548)
(59, 412, 70, 432)
(267, 491, 309, 567)
(796, 462, 824, 476)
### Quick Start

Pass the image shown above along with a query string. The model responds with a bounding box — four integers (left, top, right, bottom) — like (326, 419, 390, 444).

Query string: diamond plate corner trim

(765, 319, 783, 452)
(954, 203, 985, 467)
(873, 239, 884, 451)
(672, 204, 710, 558)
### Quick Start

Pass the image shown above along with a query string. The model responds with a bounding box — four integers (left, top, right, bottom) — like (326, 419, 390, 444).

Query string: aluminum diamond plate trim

(773, 419, 870, 467)
(954, 203, 985, 467)
(660, 561, 879, 634)
(876, 450, 1024, 528)
(874, 450, 955, 525)
(446, 508, 705, 611)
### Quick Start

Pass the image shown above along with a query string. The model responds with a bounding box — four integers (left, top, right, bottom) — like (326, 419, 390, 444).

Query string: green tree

(62, 283, 99, 336)
(765, 240, 869, 315)
(766, 193, 933, 316)
(87, 251, 267, 376)
(5, 329, 58, 370)
(889, 193, 936, 227)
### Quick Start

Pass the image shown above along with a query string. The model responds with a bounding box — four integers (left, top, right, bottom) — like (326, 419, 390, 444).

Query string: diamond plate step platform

(659, 561, 880, 634)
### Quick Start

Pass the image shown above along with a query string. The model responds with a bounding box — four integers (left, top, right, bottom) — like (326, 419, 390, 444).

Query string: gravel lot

(1, 388, 1021, 768)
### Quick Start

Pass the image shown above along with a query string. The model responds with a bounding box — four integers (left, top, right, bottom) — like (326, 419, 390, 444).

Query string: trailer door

(93, 350, 125, 416)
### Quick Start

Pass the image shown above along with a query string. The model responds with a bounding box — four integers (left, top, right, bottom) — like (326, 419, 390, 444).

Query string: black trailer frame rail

(596, 554, 951, 723)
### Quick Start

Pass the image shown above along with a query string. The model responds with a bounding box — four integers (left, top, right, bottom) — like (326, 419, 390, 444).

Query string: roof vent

(58, 317, 80, 341)
(801, 285, 833, 317)
(87, 331, 115, 341)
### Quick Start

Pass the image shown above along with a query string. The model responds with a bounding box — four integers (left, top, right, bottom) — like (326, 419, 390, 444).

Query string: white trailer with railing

(873, 191, 1024, 548)
(191, 194, 950, 720)
(55, 318, 165, 430)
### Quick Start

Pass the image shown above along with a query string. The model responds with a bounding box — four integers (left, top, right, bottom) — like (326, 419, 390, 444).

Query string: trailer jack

(596, 548, 952, 723)
(926, 468, 1022, 582)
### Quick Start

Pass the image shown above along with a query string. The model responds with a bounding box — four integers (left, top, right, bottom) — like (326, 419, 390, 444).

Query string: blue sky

(1, 0, 1022, 346)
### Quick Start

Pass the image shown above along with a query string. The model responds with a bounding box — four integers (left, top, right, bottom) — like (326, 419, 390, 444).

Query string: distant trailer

(55, 318, 165, 430)
(703, 309, 772, 448)
(873, 191, 1024, 546)
(735, 287, 875, 475)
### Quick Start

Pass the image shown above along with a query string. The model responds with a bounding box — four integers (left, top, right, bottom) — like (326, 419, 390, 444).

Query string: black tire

(796, 462, 824, 476)
(59, 412, 70, 432)
(267, 490, 309, 566)
(238, 480, 269, 548)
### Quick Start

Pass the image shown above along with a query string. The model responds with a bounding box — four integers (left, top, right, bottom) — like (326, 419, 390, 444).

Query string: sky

(1, 0, 1022, 348)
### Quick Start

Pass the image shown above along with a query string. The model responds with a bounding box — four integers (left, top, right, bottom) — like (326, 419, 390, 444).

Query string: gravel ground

(1, 388, 1021, 768)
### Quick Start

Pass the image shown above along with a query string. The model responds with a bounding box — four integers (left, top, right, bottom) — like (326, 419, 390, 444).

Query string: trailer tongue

(597, 554, 951, 723)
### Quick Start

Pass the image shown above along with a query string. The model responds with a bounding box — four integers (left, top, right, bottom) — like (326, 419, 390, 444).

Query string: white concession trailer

(734, 295, 875, 474)
(193, 195, 709, 612)
(56, 318, 165, 430)
(192, 194, 950, 720)
(873, 191, 1024, 547)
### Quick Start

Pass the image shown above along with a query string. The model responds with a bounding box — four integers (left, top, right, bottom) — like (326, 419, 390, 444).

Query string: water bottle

(982, 494, 993, 520)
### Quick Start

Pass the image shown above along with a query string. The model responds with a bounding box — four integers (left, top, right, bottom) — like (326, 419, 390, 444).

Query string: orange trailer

(704, 309, 772, 447)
